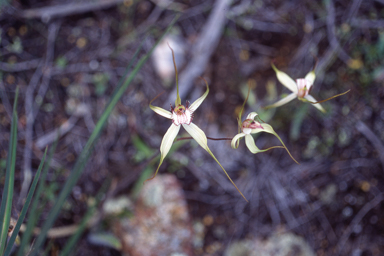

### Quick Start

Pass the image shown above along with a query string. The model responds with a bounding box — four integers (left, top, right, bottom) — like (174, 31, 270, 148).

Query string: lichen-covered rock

(114, 174, 193, 256)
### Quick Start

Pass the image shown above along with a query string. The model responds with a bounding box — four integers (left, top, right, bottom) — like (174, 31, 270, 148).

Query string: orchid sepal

(149, 105, 173, 119)
(304, 70, 316, 86)
(235, 84, 251, 148)
(252, 123, 299, 164)
(149, 91, 173, 119)
(304, 89, 351, 107)
(244, 133, 284, 154)
(146, 123, 181, 183)
(231, 133, 246, 149)
(271, 63, 298, 93)
(183, 123, 248, 202)
(303, 95, 326, 113)
(168, 44, 181, 107)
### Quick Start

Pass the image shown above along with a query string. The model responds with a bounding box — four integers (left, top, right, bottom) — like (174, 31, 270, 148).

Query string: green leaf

(132, 135, 155, 162)
(30, 15, 180, 255)
(0, 88, 18, 254)
(86, 233, 122, 251)
(290, 104, 308, 141)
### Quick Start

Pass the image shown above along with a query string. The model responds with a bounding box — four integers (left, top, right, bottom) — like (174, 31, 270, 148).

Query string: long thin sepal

(303, 94, 326, 113)
(305, 89, 351, 105)
(236, 84, 251, 148)
(183, 123, 248, 202)
(244, 134, 284, 154)
(168, 44, 181, 107)
(144, 124, 180, 183)
(258, 124, 299, 165)
(238, 85, 251, 129)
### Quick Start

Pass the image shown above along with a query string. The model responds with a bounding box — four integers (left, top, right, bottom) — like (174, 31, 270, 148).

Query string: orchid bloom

(265, 63, 325, 112)
(231, 85, 298, 163)
(148, 46, 248, 202)
(265, 64, 350, 112)
(231, 112, 299, 165)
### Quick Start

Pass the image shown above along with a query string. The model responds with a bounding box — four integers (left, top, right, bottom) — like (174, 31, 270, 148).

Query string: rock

(151, 33, 185, 86)
(225, 232, 315, 256)
(114, 174, 193, 256)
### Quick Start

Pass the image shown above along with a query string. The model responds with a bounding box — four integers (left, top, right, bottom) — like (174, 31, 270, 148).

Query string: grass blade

(0, 88, 19, 254)
(4, 147, 48, 256)
(17, 137, 59, 256)
(30, 15, 179, 255)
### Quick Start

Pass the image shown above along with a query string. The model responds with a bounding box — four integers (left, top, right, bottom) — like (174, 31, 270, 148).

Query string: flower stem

(176, 137, 232, 142)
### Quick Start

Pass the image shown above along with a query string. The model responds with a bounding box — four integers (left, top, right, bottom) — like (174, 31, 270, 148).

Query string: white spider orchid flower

(148, 46, 248, 202)
(266, 64, 350, 112)
(265, 63, 325, 112)
(231, 112, 299, 165)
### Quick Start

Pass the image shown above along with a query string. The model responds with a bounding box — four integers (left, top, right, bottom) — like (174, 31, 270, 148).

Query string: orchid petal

(246, 112, 259, 120)
(271, 63, 298, 93)
(264, 93, 296, 109)
(304, 70, 316, 86)
(149, 92, 172, 119)
(183, 123, 248, 202)
(305, 89, 351, 105)
(244, 134, 262, 153)
(252, 123, 299, 164)
(244, 134, 284, 154)
(231, 133, 246, 149)
(238, 85, 251, 129)
(304, 94, 326, 113)
(149, 105, 172, 119)
(236, 85, 251, 148)
(145, 124, 180, 183)
(189, 78, 209, 112)
(244, 134, 278, 154)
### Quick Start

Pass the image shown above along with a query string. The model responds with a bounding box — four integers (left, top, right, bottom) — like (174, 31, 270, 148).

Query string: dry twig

(337, 192, 384, 255)
(356, 121, 384, 171)
(20, 22, 60, 204)
(0, 59, 41, 72)
(19, 0, 125, 22)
